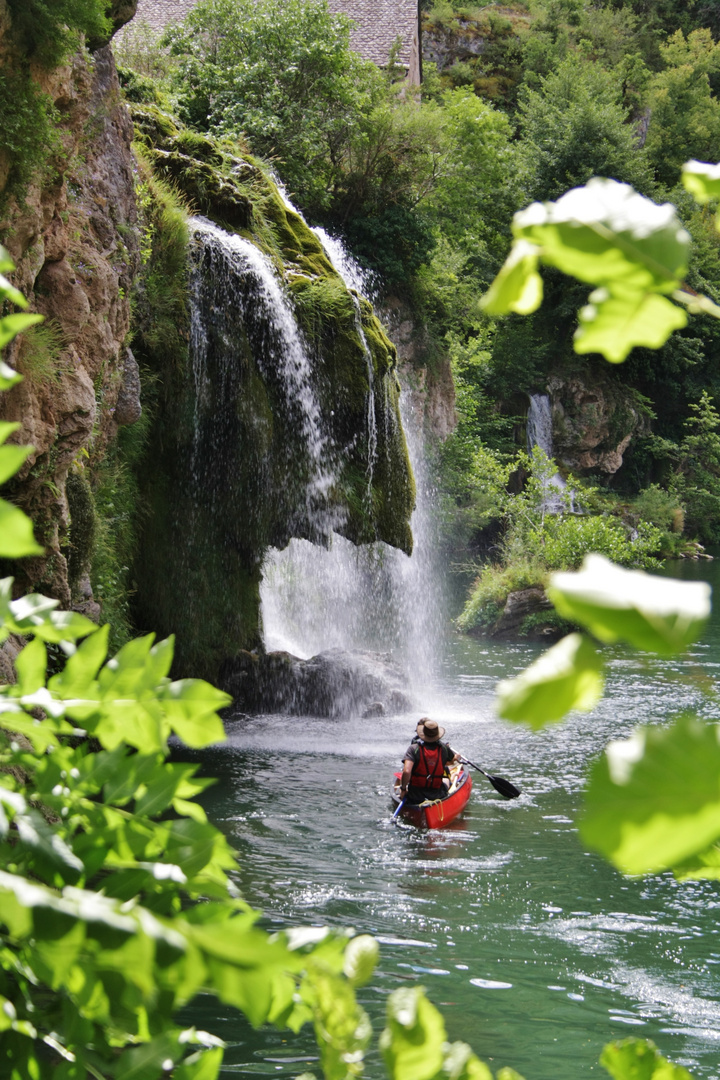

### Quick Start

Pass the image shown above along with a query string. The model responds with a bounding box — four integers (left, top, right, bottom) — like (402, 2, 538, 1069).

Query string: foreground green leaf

(548, 554, 710, 654)
(496, 633, 604, 728)
(682, 159, 720, 217)
(574, 288, 687, 363)
(482, 178, 692, 361)
(0, 498, 43, 558)
(581, 714, 720, 874)
(600, 1037, 694, 1080)
(381, 987, 446, 1080)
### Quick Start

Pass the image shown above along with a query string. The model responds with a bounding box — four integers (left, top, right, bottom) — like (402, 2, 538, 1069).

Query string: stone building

(126, 0, 421, 83)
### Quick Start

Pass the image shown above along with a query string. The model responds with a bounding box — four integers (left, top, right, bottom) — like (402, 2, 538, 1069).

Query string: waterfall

(188, 216, 340, 538)
(526, 393, 555, 458)
(314, 227, 377, 507)
(526, 392, 569, 513)
(261, 233, 444, 696)
(312, 227, 377, 299)
(260, 391, 443, 689)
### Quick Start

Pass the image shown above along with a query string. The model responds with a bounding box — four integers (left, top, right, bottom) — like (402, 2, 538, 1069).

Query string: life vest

(410, 743, 445, 790)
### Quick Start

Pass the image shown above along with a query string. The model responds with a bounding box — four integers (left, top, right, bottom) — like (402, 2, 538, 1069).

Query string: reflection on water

(186, 557, 720, 1080)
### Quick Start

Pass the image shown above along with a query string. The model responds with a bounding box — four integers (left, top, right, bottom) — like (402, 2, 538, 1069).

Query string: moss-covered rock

(126, 110, 415, 678)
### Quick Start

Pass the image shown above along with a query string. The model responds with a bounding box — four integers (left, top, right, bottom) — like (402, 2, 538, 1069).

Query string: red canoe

(391, 764, 472, 829)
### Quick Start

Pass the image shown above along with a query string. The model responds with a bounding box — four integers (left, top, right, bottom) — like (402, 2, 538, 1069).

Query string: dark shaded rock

(548, 373, 650, 476)
(221, 648, 413, 719)
(114, 347, 142, 426)
(491, 587, 557, 639)
(89, 0, 138, 50)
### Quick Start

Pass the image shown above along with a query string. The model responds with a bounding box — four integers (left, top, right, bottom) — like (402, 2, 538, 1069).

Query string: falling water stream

(260, 233, 444, 687)
(527, 393, 571, 513)
(182, 223, 720, 1079)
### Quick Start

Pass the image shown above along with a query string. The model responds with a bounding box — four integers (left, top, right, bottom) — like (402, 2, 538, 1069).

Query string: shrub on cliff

(164, 0, 380, 213)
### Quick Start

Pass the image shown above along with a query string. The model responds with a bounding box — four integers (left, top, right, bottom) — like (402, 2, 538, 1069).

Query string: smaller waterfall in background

(526, 392, 569, 512)
(261, 234, 446, 697)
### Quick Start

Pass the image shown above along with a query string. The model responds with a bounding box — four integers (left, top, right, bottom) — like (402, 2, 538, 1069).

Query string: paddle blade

(488, 774, 521, 799)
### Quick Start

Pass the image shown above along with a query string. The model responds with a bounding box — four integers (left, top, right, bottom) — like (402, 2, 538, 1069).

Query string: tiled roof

(327, 0, 418, 69)
(127, 0, 419, 73)
(130, 0, 198, 34)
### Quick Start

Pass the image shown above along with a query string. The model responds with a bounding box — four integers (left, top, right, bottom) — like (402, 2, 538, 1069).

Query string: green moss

(0, 68, 59, 207)
(15, 320, 65, 385)
(457, 560, 546, 632)
(130, 105, 180, 149)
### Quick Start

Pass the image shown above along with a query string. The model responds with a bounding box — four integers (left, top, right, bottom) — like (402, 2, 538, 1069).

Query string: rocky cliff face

(382, 295, 457, 441)
(0, 9, 140, 608)
(548, 373, 650, 475)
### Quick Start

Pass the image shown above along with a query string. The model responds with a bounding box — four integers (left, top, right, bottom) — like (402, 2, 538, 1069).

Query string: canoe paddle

(459, 757, 521, 800)
(392, 796, 406, 819)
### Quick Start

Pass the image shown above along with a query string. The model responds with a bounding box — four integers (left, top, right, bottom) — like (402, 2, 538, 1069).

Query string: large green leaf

(600, 1038, 694, 1080)
(342, 934, 379, 987)
(380, 987, 446, 1080)
(548, 555, 710, 654)
(0, 498, 43, 558)
(574, 288, 687, 363)
(0, 273, 30, 310)
(581, 714, 720, 874)
(443, 1043, 493, 1080)
(0, 442, 33, 485)
(482, 178, 692, 362)
(513, 179, 689, 292)
(682, 159, 720, 211)
(672, 842, 720, 882)
(0, 359, 22, 391)
(159, 680, 230, 747)
(14, 638, 47, 695)
(303, 966, 371, 1080)
(496, 633, 604, 728)
(479, 240, 543, 316)
(0, 313, 43, 349)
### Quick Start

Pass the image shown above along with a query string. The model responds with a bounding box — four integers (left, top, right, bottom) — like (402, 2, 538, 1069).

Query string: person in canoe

(399, 718, 461, 804)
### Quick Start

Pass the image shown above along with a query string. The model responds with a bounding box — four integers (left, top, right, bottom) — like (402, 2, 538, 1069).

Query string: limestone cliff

(547, 373, 650, 476)
(0, 6, 139, 609)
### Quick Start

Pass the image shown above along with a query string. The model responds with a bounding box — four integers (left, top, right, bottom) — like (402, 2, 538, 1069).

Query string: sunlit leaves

(381, 987, 446, 1080)
(480, 240, 543, 316)
(682, 159, 720, 222)
(303, 965, 372, 1080)
(581, 714, 720, 875)
(380, 988, 495, 1080)
(497, 632, 604, 728)
(548, 554, 710, 654)
(342, 934, 379, 987)
(575, 289, 687, 363)
(482, 178, 693, 361)
(600, 1038, 693, 1080)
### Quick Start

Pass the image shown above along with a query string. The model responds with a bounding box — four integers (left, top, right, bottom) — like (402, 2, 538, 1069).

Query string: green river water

(185, 556, 720, 1080)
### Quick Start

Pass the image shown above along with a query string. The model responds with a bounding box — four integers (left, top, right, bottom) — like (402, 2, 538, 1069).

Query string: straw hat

(416, 717, 445, 743)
